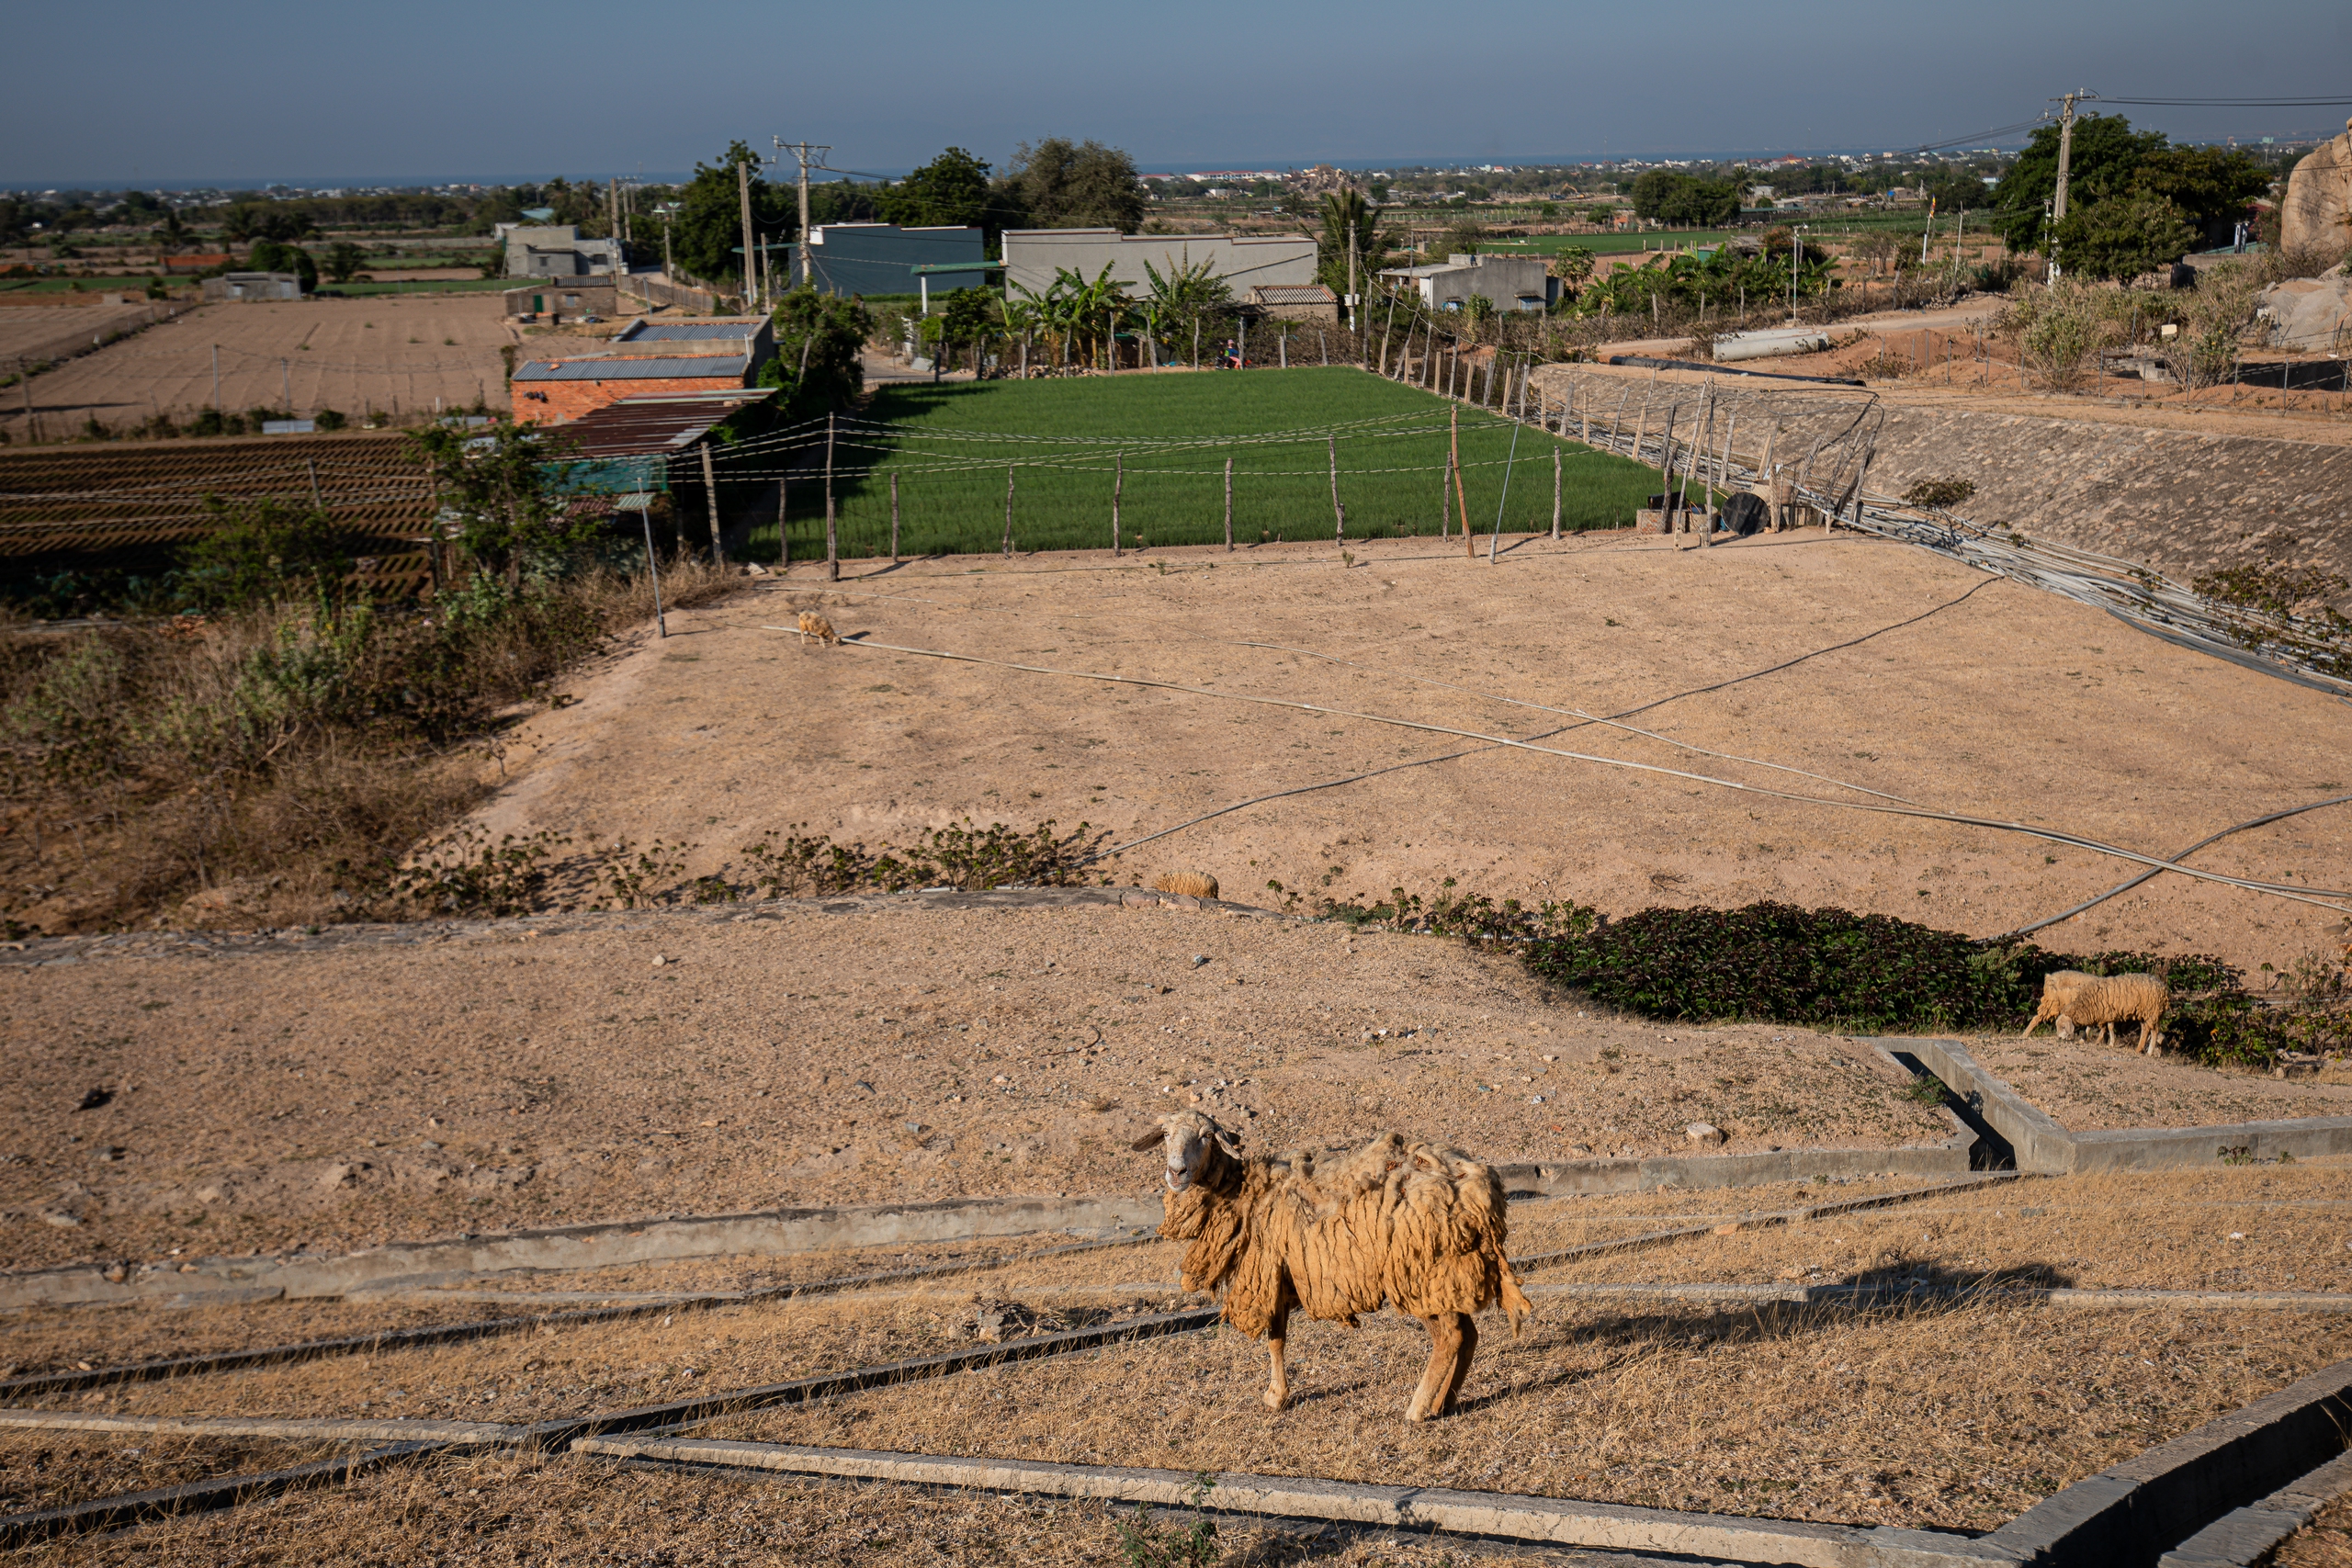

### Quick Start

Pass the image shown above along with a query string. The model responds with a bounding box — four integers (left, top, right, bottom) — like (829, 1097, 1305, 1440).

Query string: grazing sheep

(2022, 970, 2097, 1038)
(2059, 972, 2171, 1055)
(1134, 1111, 1531, 1422)
(1152, 870, 1219, 900)
(796, 611, 840, 646)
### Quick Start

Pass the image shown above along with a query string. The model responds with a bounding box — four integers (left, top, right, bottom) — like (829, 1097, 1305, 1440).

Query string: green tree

(1629, 172, 1740, 227)
(322, 242, 368, 283)
(181, 497, 350, 611)
(1990, 113, 2168, 254)
(878, 147, 995, 230)
(408, 421, 590, 583)
(2050, 192, 2199, 282)
(1002, 139, 1146, 232)
(761, 287, 868, 409)
(667, 141, 791, 288)
(2133, 145, 2272, 246)
(935, 286, 995, 371)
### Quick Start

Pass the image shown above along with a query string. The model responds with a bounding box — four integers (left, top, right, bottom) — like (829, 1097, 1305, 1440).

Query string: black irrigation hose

(0, 1235, 1153, 1401)
(1092, 575, 2003, 863)
(1995, 793, 2352, 941)
(839, 636, 2348, 913)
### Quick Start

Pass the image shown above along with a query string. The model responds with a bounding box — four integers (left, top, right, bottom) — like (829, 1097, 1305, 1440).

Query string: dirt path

(467, 529, 2352, 977)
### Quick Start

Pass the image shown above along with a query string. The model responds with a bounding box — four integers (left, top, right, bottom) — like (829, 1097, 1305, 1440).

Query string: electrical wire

(791, 630, 2350, 914)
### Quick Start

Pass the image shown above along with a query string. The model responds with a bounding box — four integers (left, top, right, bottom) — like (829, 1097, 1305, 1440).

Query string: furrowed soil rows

(0, 431, 435, 585)
(2, 295, 517, 437)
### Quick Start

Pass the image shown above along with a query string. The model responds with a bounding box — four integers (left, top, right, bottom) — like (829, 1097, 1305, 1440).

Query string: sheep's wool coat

(2064, 972, 2168, 1028)
(1159, 1131, 1532, 1341)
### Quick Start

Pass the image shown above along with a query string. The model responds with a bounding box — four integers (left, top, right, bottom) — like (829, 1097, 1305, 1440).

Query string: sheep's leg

(1263, 1303, 1293, 1412)
(1440, 1312, 1479, 1415)
(1406, 1312, 1464, 1423)
(2022, 1003, 2051, 1038)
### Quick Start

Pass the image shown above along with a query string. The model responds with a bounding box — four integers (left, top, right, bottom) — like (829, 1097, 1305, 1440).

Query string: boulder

(2256, 265, 2352, 353)
(2280, 123, 2352, 253)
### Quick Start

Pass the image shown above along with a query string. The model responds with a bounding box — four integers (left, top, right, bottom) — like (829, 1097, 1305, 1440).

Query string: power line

(2086, 94, 2352, 107)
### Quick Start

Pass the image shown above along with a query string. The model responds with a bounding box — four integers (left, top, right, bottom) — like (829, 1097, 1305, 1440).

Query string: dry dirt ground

(0, 294, 518, 435)
(473, 527, 2352, 975)
(1966, 1034, 2352, 1129)
(25, 1450, 1588, 1568)
(0, 304, 164, 367)
(0, 903, 1950, 1272)
(5, 1166, 2346, 1553)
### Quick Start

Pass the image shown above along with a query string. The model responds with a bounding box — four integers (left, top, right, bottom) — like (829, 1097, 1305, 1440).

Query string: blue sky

(6, 0, 2347, 187)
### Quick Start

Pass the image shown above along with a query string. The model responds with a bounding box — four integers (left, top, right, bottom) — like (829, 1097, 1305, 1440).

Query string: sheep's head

(1129, 1110, 1236, 1192)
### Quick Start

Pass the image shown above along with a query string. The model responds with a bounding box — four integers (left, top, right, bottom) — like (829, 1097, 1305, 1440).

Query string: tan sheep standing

(1152, 871, 1219, 900)
(2021, 970, 2096, 1038)
(1134, 1110, 1531, 1423)
(2058, 972, 2171, 1055)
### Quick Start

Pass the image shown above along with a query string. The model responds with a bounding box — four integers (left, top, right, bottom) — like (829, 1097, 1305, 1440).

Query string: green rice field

(737, 367, 1664, 562)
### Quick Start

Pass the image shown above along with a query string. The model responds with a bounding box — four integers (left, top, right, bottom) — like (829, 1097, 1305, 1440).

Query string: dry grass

(1, 557, 742, 936)
(0, 1429, 352, 1513)
(1547, 1163, 2352, 1293)
(17, 1290, 1055, 1423)
(0, 1235, 1141, 1387)
(1963, 1032, 2352, 1131)
(713, 1299, 2352, 1534)
(2281, 1489, 2352, 1568)
(28, 1450, 1570, 1567)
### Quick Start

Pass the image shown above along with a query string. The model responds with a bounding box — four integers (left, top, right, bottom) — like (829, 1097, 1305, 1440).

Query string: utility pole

(775, 140, 831, 291)
(736, 156, 757, 310)
(1346, 209, 1359, 335)
(2052, 91, 2080, 225)
(2049, 90, 2083, 285)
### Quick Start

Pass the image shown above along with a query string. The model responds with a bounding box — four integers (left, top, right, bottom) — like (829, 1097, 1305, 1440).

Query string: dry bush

(0, 559, 745, 935)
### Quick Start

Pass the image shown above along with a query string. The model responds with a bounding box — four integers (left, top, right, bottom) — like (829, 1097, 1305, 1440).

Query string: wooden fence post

(1551, 444, 1561, 540)
(700, 442, 729, 567)
(1112, 451, 1123, 557)
(1329, 435, 1345, 544)
(823, 412, 837, 581)
(1224, 456, 1234, 550)
(1002, 466, 1015, 557)
(889, 470, 899, 564)
(777, 474, 789, 568)
(1452, 403, 1473, 555)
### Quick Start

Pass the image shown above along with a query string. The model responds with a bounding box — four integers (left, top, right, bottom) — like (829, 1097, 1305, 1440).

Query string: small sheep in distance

(796, 611, 840, 646)
(1152, 870, 1219, 900)
(1134, 1111, 1531, 1422)
(2021, 971, 2096, 1038)
(2060, 972, 2170, 1055)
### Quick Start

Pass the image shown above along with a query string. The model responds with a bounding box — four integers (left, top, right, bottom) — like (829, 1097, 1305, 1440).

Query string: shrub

(1902, 478, 1977, 511)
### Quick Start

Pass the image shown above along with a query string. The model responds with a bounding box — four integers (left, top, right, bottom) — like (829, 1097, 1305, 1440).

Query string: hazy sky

(8, 0, 2347, 187)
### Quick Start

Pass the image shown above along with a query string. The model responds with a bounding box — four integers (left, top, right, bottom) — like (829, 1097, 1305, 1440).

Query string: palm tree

(1317, 189, 1392, 303)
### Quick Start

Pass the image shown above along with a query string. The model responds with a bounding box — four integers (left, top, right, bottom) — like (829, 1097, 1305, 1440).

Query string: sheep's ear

(1129, 1129, 1165, 1153)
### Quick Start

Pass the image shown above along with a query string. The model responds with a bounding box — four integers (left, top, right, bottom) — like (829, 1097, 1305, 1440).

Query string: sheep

(1152, 870, 1219, 900)
(2021, 970, 2097, 1038)
(796, 610, 840, 646)
(2059, 972, 2170, 1055)
(1133, 1110, 1531, 1423)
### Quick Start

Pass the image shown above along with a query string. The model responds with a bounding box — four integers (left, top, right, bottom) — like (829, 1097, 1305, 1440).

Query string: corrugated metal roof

(1250, 284, 1337, 304)
(617, 321, 763, 342)
(513, 356, 750, 381)
(554, 389, 775, 455)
